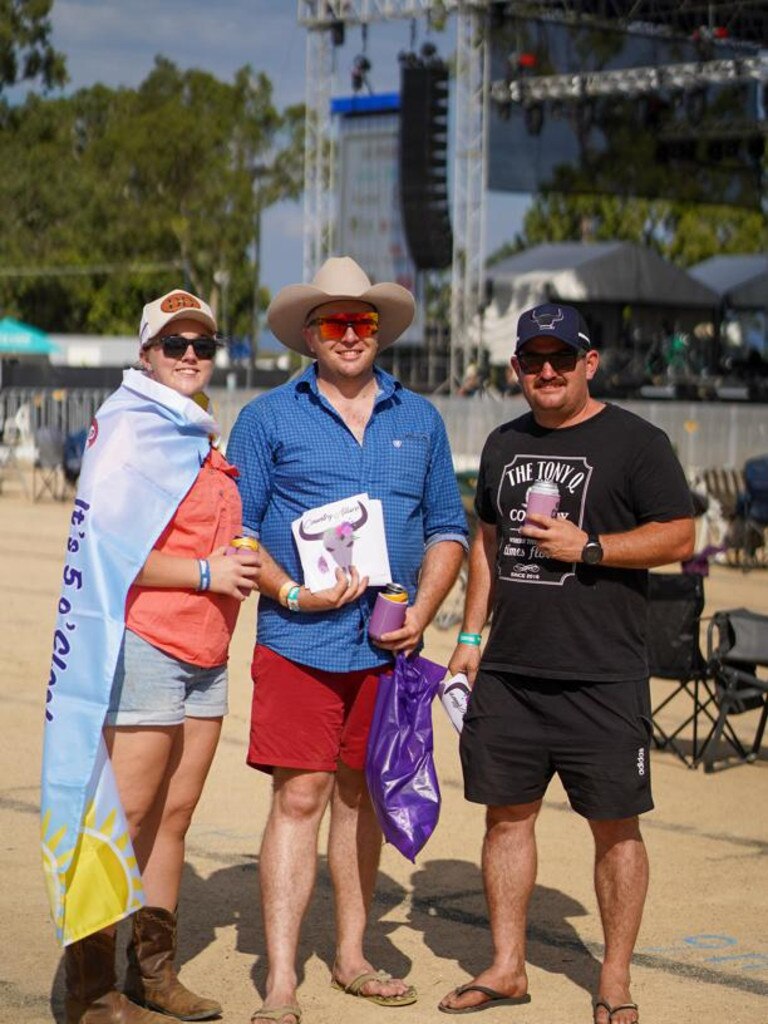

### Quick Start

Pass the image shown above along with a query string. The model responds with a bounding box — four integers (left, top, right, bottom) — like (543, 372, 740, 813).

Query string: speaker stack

(399, 54, 453, 271)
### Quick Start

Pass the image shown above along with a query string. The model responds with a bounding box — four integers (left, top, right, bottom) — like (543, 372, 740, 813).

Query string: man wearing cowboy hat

(227, 257, 468, 1024)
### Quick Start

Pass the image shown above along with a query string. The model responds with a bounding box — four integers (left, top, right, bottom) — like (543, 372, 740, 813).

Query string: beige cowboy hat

(266, 256, 415, 356)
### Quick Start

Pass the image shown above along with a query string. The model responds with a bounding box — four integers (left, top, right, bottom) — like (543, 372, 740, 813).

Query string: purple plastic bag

(365, 653, 445, 862)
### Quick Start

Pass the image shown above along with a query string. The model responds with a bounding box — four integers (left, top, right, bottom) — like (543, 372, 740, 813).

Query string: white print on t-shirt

(496, 454, 593, 586)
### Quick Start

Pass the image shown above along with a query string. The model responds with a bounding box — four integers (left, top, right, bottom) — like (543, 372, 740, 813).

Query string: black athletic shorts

(459, 668, 654, 820)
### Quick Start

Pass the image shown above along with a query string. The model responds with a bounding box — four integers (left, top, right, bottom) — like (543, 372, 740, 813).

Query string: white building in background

(49, 335, 137, 368)
(49, 336, 232, 370)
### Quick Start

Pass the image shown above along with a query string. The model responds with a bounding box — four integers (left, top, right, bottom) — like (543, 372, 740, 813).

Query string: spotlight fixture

(523, 102, 544, 136)
(685, 87, 708, 125)
(575, 97, 595, 134)
(351, 54, 372, 93)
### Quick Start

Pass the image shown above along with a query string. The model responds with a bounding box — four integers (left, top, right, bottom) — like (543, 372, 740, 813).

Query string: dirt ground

(1, 473, 767, 1024)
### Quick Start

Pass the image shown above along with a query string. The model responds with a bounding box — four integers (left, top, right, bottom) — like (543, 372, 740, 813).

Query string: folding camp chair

(703, 608, 768, 773)
(0, 421, 30, 497)
(647, 573, 721, 768)
(33, 426, 67, 501)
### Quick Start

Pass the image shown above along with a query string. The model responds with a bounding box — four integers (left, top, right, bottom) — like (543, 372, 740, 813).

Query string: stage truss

(296, 1, 767, 385)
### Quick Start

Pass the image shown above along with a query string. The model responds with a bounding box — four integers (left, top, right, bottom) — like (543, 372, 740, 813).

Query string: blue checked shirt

(226, 364, 468, 673)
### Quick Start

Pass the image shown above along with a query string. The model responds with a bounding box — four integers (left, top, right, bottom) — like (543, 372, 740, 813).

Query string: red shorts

(247, 645, 389, 774)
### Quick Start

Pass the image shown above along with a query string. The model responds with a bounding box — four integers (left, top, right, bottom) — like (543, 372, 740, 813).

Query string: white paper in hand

(292, 492, 392, 593)
(437, 673, 471, 733)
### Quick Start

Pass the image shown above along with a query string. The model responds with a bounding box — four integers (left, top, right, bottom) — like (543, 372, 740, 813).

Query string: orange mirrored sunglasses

(307, 312, 379, 341)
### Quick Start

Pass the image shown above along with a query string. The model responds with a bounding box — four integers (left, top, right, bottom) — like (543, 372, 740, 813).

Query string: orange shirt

(126, 447, 243, 667)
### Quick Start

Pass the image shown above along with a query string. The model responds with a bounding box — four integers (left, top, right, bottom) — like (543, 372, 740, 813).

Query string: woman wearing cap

(41, 289, 260, 1024)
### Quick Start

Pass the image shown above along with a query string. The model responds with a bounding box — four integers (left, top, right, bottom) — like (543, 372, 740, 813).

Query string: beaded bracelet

(457, 631, 482, 646)
(286, 585, 301, 613)
(278, 580, 297, 608)
(197, 559, 211, 592)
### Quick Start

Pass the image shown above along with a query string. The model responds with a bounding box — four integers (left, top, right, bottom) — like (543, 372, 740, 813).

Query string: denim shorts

(105, 629, 228, 727)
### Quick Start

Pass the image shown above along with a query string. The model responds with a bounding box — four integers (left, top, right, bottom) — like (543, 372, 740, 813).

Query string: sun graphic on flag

(41, 802, 144, 944)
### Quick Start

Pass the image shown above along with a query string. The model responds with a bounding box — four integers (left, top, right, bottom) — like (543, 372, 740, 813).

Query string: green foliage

(504, 192, 767, 268)
(0, 59, 304, 335)
(0, 0, 66, 92)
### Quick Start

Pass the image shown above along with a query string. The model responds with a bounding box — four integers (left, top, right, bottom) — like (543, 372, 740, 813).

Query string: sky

(47, 0, 531, 296)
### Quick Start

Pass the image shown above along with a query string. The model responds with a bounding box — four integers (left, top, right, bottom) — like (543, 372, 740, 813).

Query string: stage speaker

(399, 58, 452, 270)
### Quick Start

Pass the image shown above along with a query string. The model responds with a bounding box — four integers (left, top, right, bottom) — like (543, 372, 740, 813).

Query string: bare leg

(328, 762, 410, 999)
(134, 716, 222, 908)
(439, 801, 540, 1012)
(253, 769, 334, 1024)
(590, 816, 647, 1024)
(104, 725, 176, 846)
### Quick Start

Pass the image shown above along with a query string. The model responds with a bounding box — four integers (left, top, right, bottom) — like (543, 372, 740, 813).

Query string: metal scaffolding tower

(297, 2, 490, 388)
(296, 1, 765, 384)
(450, 9, 490, 389)
(301, 25, 335, 284)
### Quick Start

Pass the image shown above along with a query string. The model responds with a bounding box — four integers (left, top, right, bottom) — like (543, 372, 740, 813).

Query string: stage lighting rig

(490, 54, 768, 105)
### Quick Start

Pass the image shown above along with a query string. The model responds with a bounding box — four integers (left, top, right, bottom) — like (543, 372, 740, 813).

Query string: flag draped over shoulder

(40, 369, 217, 946)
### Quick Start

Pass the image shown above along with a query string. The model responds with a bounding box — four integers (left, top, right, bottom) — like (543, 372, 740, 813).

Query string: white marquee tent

(478, 242, 720, 365)
(689, 255, 768, 310)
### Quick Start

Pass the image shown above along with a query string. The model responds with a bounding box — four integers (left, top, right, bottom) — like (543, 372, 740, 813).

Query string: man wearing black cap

(439, 303, 695, 1022)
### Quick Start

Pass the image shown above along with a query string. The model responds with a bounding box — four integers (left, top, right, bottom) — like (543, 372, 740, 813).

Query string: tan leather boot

(65, 930, 169, 1024)
(124, 907, 221, 1021)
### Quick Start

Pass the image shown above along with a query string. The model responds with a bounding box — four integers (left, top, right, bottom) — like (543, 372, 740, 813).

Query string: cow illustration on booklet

(299, 500, 368, 574)
(292, 491, 392, 592)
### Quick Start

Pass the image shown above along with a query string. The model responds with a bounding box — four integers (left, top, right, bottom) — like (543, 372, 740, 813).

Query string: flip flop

(439, 983, 532, 1015)
(250, 1004, 302, 1024)
(593, 997, 639, 1023)
(331, 969, 417, 1006)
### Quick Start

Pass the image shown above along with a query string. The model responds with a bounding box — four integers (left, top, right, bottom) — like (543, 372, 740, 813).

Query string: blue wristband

(286, 585, 301, 612)
(198, 559, 211, 592)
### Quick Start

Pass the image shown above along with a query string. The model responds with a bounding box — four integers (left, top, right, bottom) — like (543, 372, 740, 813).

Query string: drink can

(229, 536, 260, 551)
(369, 582, 408, 641)
(226, 535, 260, 598)
(524, 479, 560, 523)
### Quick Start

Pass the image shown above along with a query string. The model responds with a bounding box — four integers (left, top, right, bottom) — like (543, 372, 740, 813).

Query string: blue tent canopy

(0, 317, 60, 355)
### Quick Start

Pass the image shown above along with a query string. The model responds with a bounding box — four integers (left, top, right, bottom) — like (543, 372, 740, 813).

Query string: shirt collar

(294, 363, 400, 405)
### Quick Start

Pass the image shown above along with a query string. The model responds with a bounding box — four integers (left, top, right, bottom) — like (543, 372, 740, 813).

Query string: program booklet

(292, 492, 392, 593)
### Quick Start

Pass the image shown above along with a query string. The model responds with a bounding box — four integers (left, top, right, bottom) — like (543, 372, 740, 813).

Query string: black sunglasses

(516, 349, 583, 375)
(154, 335, 222, 360)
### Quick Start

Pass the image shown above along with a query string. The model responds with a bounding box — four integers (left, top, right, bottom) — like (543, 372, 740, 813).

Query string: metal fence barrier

(0, 386, 112, 441)
(2, 385, 767, 478)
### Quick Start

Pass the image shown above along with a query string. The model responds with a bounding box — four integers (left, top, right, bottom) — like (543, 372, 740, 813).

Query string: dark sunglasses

(307, 312, 380, 341)
(516, 349, 583, 375)
(153, 335, 221, 360)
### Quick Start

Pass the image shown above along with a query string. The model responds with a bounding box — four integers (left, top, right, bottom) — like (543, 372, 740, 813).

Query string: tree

(0, 0, 66, 93)
(0, 59, 305, 335)
(490, 192, 767, 269)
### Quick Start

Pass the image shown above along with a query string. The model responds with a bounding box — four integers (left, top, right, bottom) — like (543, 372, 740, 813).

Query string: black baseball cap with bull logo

(515, 303, 592, 354)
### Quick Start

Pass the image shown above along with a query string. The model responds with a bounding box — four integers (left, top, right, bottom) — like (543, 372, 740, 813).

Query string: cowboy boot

(65, 930, 169, 1024)
(124, 906, 221, 1021)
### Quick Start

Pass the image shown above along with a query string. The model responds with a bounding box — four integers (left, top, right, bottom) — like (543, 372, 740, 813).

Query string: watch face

(583, 541, 603, 565)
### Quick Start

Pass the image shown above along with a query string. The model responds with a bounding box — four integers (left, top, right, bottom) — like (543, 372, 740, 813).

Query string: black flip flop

(593, 998, 639, 1023)
(439, 984, 532, 1015)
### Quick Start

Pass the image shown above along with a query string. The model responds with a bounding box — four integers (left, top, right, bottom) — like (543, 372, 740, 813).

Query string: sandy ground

(1, 471, 767, 1024)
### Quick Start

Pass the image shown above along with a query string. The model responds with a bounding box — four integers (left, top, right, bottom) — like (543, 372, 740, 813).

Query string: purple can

(369, 583, 408, 642)
(525, 479, 560, 524)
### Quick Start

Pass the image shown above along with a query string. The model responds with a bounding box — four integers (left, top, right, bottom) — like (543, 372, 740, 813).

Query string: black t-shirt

(475, 403, 693, 681)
